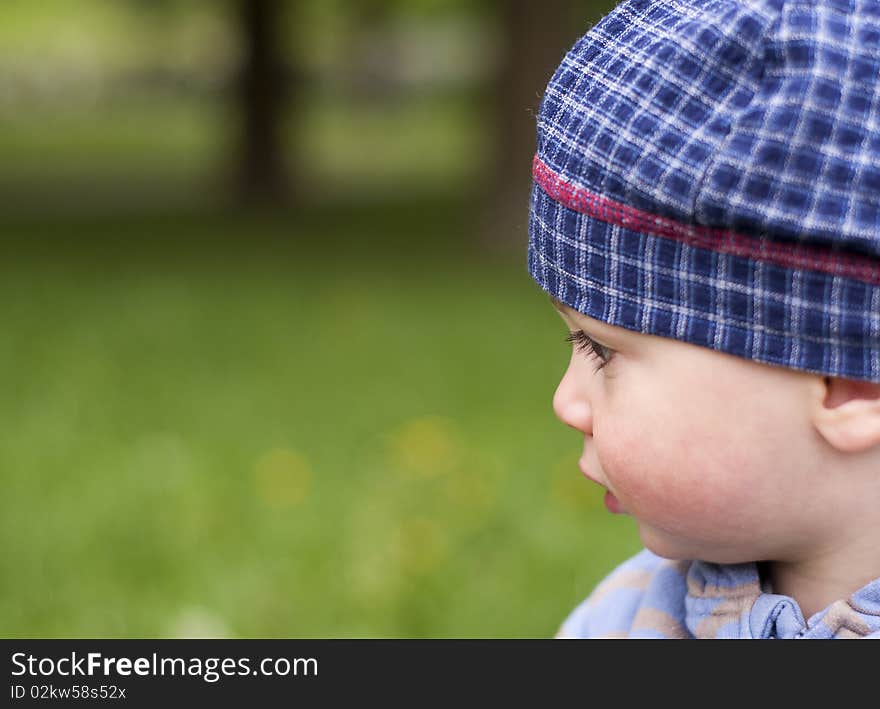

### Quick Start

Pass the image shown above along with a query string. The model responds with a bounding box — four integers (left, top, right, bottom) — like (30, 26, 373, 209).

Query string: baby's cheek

(599, 430, 754, 534)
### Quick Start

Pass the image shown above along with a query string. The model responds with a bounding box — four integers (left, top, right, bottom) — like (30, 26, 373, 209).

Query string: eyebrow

(548, 295, 619, 345)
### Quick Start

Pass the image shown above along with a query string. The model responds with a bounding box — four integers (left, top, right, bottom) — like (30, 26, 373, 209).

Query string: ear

(810, 376, 880, 453)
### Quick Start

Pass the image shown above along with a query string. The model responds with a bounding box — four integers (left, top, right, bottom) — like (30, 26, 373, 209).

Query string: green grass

(0, 205, 641, 638)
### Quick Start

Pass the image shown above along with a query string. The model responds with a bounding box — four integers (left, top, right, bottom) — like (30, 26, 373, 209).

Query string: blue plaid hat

(528, 0, 880, 382)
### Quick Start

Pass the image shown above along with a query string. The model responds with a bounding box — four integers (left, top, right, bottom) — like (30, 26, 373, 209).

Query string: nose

(552, 359, 593, 434)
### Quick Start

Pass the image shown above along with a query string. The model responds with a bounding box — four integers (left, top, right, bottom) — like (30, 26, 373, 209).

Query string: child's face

(550, 298, 829, 564)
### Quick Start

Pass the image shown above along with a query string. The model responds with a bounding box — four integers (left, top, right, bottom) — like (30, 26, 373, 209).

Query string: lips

(603, 490, 626, 514)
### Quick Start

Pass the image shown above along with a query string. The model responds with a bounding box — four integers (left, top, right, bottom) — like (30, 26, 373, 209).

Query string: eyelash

(565, 331, 614, 372)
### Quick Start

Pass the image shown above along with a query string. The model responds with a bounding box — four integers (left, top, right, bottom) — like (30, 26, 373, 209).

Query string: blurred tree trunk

(482, 0, 582, 249)
(350, 0, 396, 98)
(235, 0, 290, 205)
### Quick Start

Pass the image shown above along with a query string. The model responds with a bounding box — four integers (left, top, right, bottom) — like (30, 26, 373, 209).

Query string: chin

(638, 528, 689, 560)
(638, 526, 719, 563)
(640, 528, 758, 565)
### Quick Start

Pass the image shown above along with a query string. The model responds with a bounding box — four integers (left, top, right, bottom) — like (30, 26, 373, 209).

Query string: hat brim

(528, 180, 880, 383)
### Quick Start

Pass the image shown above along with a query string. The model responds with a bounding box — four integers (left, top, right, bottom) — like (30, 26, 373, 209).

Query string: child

(528, 0, 880, 638)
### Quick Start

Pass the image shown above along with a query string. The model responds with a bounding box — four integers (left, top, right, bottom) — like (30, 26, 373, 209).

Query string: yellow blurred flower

(386, 416, 463, 479)
(253, 448, 312, 507)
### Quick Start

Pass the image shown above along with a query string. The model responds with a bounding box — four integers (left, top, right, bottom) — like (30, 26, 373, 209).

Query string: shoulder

(555, 549, 693, 639)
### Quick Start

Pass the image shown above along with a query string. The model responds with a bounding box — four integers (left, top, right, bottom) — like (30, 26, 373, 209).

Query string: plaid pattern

(528, 0, 880, 381)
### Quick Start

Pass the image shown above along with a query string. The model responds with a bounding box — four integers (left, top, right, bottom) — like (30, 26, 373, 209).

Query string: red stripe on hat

(532, 154, 880, 286)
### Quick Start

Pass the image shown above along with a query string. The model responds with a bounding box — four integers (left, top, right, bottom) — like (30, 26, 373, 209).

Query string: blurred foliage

(0, 0, 503, 209)
(0, 0, 618, 207)
(0, 0, 639, 638)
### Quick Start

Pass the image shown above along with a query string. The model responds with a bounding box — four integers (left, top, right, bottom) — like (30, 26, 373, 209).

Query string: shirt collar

(683, 560, 880, 639)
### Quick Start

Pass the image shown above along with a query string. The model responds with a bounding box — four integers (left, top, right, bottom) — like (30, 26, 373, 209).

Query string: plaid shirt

(529, 0, 880, 381)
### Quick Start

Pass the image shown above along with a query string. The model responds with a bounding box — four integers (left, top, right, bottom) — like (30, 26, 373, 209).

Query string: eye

(565, 330, 614, 372)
